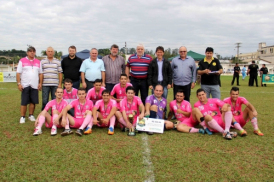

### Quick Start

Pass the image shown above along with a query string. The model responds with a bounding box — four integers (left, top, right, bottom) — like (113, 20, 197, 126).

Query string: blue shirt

(157, 59, 163, 81)
(80, 58, 105, 81)
(171, 56, 197, 86)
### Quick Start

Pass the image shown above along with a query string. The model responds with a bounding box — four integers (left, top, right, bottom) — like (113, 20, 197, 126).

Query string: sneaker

(108, 127, 114, 135)
(223, 131, 232, 140)
(84, 127, 92, 135)
(198, 129, 205, 134)
(76, 129, 84, 136)
(239, 129, 247, 137)
(61, 129, 73, 136)
(254, 129, 264, 136)
(20, 117, 25, 124)
(205, 128, 213, 135)
(230, 132, 238, 138)
(147, 131, 154, 135)
(28, 115, 36, 122)
(33, 127, 42, 136)
(51, 127, 57, 136)
(121, 127, 129, 132)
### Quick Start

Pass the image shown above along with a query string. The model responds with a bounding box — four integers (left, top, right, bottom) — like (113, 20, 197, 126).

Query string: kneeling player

(61, 87, 94, 136)
(33, 87, 68, 136)
(223, 87, 263, 136)
(168, 90, 204, 134)
(92, 90, 117, 135)
(194, 88, 236, 140)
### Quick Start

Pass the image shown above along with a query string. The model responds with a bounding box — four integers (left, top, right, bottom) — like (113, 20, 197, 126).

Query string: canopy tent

(61, 49, 102, 60)
(168, 50, 205, 61)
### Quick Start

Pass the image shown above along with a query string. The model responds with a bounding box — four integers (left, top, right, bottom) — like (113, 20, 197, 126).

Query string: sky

(0, 0, 273, 57)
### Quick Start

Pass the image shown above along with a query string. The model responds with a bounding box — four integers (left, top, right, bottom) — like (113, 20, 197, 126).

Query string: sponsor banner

(0, 72, 17, 82)
(262, 74, 274, 84)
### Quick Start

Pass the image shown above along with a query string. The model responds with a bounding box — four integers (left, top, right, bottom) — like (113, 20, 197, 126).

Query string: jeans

(130, 77, 148, 105)
(85, 79, 94, 92)
(201, 84, 220, 99)
(72, 78, 81, 89)
(151, 86, 168, 99)
(106, 83, 116, 92)
(42, 86, 57, 110)
(173, 83, 191, 102)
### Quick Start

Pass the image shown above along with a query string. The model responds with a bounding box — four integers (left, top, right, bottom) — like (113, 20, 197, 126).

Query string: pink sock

(52, 114, 58, 127)
(109, 116, 115, 128)
(233, 122, 244, 131)
(79, 114, 91, 130)
(119, 117, 127, 127)
(65, 118, 70, 129)
(224, 111, 232, 132)
(200, 121, 207, 129)
(251, 117, 258, 130)
(189, 127, 199, 133)
(37, 115, 45, 128)
(208, 119, 224, 133)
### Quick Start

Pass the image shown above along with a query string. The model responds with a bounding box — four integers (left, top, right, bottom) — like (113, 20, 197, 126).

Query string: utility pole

(235, 43, 241, 63)
(125, 42, 128, 55)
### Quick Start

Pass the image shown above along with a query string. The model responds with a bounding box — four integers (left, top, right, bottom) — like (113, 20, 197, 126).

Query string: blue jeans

(151, 86, 168, 99)
(42, 86, 57, 110)
(72, 79, 81, 89)
(201, 84, 220, 99)
(130, 77, 148, 105)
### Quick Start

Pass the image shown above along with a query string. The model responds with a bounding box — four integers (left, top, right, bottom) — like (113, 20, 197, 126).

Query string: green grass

(1, 76, 274, 181)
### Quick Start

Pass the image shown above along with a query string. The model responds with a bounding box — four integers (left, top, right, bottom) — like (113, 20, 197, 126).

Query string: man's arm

(147, 62, 153, 89)
(16, 73, 23, 91)
(125, 66, 130, 82)
(105, 107, 117, 121)
(145, 103, 151, 116)
(58, 73, 62, 87)
(167, 61, 173, 89)
(38, 74, 43, 90)
(92, 106, 98, 124)
(246, 102, 257, 117)
(81, 72, 86, 88)
(101, 71, 105, 87)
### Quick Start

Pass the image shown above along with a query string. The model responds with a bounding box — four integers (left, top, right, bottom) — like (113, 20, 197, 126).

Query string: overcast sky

(0, 0, 273, 57)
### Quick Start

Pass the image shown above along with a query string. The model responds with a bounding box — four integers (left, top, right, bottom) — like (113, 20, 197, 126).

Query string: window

(270, 48, 273, 53)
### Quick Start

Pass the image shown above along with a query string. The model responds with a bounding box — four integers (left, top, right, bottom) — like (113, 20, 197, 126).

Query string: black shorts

(21, 86, 39, 105)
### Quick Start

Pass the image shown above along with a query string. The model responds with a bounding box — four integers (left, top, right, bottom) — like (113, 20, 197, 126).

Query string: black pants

(106, 83, 116, 92)
(130, 77, 148, 105)
(231, 74, 239, 85)
(249, 74, 258, 86)
(173, 83, 191, 102)
(85, 79, 95, 92)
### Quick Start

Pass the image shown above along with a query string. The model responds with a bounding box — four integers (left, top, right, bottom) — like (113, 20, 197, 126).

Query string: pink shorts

(70, 117, 84, 128)
(179, 115, 198, 127)
(45, 117, 62, 128)
(207, 116, 225, 133)
(234, 114, 249, 127)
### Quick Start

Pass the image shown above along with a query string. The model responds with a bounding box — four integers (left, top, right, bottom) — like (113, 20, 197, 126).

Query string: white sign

(136, 117, 165, 133)
(0, 72, 16, 82)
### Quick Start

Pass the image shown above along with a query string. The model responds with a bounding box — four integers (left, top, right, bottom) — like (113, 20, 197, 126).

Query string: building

(257, 42, 274, 64)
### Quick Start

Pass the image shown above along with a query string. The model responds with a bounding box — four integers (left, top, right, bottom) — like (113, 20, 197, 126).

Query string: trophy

(128, 113, 136, 136)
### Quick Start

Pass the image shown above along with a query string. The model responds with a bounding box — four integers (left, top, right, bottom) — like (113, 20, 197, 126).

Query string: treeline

(0, 49, 26, 57)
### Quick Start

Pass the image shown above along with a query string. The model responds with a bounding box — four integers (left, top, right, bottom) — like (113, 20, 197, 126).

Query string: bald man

(41, 47, 63, 110)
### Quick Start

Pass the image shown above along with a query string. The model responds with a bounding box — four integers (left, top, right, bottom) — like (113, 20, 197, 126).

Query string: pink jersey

(111, 83, 132, 100)
(223, 97, 248, 116)
(169, 100, 192, 122)
(63, 88, 78, 104)
(194, 98, 225, 117)
(44, 99, 68, 114)
(120, 96, 143, 123)
(69, 99, 94, 119)
(94, 99, 117, 118)
(86, 87, 106, 104)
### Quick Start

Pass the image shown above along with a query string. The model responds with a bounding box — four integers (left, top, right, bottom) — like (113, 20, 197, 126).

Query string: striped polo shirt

(127, 53, 152, 79)
(41, 58, 63, 86)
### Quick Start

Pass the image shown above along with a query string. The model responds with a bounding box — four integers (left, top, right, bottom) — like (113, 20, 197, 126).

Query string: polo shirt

(41, 58, 62, 86)
(102, 55, 125, 84)
(233, 66, 241, 75)
(80, 58, 105, 81)
(260, 67, 268, 74)
(198, 57, 222, 85)
(248, 64, 259, 74)
(61, 56, 82, 82)
(127, 53, 153, 79)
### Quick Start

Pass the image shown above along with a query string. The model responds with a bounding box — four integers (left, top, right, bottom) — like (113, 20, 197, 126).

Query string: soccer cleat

(223, 131, 232, 140)
(229, 132, 238, 138)
(205, 128, 213, 135)
(84, 127, 92, 135)
(198, 129, 205, 134)
(239, 129, 247, 137)
(108, 127, 114, 135)
(51, 127, 57, 136)
(61, 129, 73, 136)
(28, 115, 36, 122)
(254, 129, 264, 136)
(76, 129, 84, 136)
(20, 117, 25, 124)
(33, 128, 42, 136)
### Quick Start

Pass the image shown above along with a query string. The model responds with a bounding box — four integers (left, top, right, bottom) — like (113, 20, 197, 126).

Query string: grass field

(1, 76, 274, 181)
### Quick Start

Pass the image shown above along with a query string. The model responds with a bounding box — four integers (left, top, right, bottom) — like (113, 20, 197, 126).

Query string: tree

(40, 50, 63, 59)
(129, 48, 136, 54)
(98, 49, 110, 56)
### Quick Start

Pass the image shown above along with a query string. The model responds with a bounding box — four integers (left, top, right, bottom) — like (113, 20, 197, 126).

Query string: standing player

(61, 88, 94, 136)
(194, 88, 236, 140)
(86, 79, 106, 105)
(168, 90, 204, 134)
(92, 90, 117, 135)
(33, 87, 67, 136)
(223, 87, 263, 136)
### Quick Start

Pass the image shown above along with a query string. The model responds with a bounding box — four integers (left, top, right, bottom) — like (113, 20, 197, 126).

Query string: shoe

(20, 117, 25, 124)
(198, 129, 205, 134)
(147, 131, 154, 135)
(223, 131, 232, 140)
(33, 127, 42, 136)
(76, 129, 84, 136)
(28, 115, 36, 122)
(108, 127, 114, 135)
(84, 127, 92, 135)
(61, 129, 73, 136)
(121, 127, 129, 132)
(51, 126, 57, 136)
(229, 132, 238, 138)
(254, 129, 264, 136)
(239, 129, 247, 137)
(205, 128, 213, 135)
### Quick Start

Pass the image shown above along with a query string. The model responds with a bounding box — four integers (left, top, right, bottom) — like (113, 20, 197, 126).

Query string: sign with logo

(262, 74, 274, 84)
(0, 72, 16, 82)
(136, 117, 165, 133)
